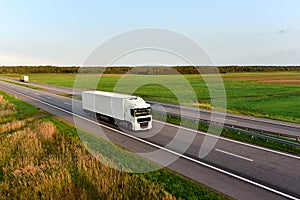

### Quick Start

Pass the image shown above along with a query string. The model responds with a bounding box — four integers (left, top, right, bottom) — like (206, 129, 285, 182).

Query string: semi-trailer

(82, 91, 152, 130)
(19, 75, 29, 83)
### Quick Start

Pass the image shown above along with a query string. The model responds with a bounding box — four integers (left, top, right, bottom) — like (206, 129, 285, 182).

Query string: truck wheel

(110, 118, 116, 125)
(96, 113, 100, 120)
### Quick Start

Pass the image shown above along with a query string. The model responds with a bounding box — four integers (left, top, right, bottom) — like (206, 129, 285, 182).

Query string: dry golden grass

(258, 79, 300, 85)
(193, 102, 212, 110)
(0, 95, 16, 110)
(0, 93, 175, 199)
(0, 109, 15, 117)
(0, 117, 175, 199)
(0, 95, 16, 120)
(0, 95, 8, 104)
(34, 121, 56, 140)
(0, 118, 35, 134)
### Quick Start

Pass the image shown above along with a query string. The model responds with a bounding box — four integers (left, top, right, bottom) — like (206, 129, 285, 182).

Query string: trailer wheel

(114, 119, 120, 126)
(96, 113, 101, 121)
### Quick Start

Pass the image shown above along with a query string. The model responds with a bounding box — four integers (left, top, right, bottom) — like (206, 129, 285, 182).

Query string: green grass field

(0, 90, 228, 199)
(2, 72, 300, 123)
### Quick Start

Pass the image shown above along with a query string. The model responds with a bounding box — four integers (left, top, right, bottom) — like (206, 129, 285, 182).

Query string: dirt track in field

(257, 80, 300, 85)
(204, 74, 300, 85)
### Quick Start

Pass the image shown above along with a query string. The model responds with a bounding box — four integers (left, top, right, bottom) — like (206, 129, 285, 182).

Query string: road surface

(0, 80, 299, 200)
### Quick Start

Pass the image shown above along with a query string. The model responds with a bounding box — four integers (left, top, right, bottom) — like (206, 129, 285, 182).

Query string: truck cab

(126, 97, 152, 130)
(20, 75, 29, 83)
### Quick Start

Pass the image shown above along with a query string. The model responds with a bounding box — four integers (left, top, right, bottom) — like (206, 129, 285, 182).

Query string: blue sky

(0, 0, 299, 66)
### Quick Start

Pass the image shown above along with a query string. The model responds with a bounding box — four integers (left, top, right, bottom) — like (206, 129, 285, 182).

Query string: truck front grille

(137, 117, 151, 123)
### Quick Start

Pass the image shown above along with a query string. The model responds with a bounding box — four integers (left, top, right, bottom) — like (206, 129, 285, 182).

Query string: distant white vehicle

(82, 91, 152, 131)
(19, 75, 29, 83)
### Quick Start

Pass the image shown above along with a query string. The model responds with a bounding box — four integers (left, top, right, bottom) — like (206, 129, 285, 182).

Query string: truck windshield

(134, 108, 151, 117)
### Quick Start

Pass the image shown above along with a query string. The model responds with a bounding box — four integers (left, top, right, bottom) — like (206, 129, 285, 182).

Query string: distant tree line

(0, 66, 131, 74)
(0, 66, 79, 74)
(0, 65, 299, 75)
(216, 66, 300, 73)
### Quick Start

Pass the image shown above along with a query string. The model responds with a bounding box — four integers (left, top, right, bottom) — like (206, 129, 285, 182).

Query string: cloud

(276, 28, 290, 34)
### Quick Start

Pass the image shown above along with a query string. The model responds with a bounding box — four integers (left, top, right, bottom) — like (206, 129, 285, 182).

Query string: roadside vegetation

(0, 90, 229, 199)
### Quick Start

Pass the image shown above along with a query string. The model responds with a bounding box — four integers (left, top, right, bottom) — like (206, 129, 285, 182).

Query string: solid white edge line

(215, 149, 253, 162)
(2, 85, 299, 200)
(0, 79, 81, 103)
(154, 119, 300, 160)
(0, 78, 75, 96)
(155, 100, 300, 129)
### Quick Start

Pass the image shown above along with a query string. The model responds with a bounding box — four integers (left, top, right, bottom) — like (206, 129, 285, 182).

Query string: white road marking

(1, 86, 299, 200)
(154, 100, 300, 129)
(225, 119, 237, 123)
(64, 102, 71, 105)
(47, 96, 52, 99)
(154, 120, 300, 160)
(0, 79, 81, 102)
(213, 117, 236, 123)
(215, 149, 253, 162)
(254, 118, 300, 128)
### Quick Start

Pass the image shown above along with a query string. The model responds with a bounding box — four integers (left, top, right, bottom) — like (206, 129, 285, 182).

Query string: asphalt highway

(149, 101, 300, 138)
(2, 77, 299, 139)
(0, 80, 300, 200)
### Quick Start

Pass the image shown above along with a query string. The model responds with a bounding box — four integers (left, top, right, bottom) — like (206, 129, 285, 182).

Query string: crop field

(2, 72, 300, 123)
(0, 90, 227, 199)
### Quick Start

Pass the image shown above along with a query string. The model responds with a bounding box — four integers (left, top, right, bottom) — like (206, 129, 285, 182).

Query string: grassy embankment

(2, 72, 299, 123)
(0, 90, 229, 199)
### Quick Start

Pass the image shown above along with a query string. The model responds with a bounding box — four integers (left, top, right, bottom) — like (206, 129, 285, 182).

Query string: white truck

(82, 91, 152, 130)
(19, 75, 29, 83)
